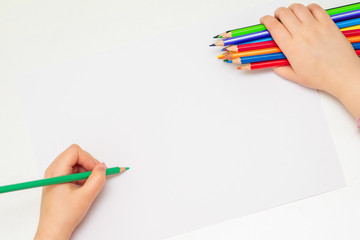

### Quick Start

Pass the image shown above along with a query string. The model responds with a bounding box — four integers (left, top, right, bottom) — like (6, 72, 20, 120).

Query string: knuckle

(266, 18, 279, 30)
(289, 3, 305, 11)
(66, 144, 82, 156)
(266, 20, 277, 30)
(69, 143, 80, 151)
(275, 7, 288, 17)
(307, 3, 322, 12)
(260, 15, 272, 24)
(261, 15, 278, 29)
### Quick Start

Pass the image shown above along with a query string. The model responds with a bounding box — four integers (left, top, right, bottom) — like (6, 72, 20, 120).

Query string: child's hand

(260, 3, 360, 117)
(34, 144, 107, 240)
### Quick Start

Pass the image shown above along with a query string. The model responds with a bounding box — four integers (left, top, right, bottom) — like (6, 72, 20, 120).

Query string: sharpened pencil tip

(119, 167, 129, 174)
(213, 34, 219, 38)
(223, 59, 228, 62)
(227, 60, 233, 63)
(237, 67, 242, 69)
(209, 44, 215, 47)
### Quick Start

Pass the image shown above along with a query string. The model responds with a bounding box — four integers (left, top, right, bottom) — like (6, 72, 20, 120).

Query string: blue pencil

(226, 42, 360, 64)
(241, 37, 274, 44)
(221, 37, 275, 51)
(337, 17, 360, 28)
(230, 52, 286, 64)
(211, 17, 360, 47)
(332, 9, 360, 22)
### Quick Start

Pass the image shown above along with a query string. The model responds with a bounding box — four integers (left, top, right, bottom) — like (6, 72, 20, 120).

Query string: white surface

(15, 2, 344, 238)
(1, 0, 360, 239)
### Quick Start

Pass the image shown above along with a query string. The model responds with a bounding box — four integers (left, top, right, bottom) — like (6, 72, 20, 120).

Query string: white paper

(17, 4, 345, 239)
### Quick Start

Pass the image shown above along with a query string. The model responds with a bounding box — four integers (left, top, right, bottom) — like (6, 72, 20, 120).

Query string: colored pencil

(238, 37, 274, 44)
(224, 41, 278, 52)
(341, 24, 360, 30)
(210, 30, 270, 46)
(239, 59, 291, 70)
(211, 17, 360, 47)
(337, 17, 360, 28)
(228, 52, 286, 64)
(327, 2, 360, 15)
(214, 2, 360, 38)
(225, 29, 360, 52)
(238, 49, 360, 70)
(331, 9, 360, 22)
(0, 167, 129, 194)
(218, 47, 281, 59)
(227, 42, 360, 64)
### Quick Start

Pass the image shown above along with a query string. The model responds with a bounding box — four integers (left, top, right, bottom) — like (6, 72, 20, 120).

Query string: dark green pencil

(0, 167, 129, 194)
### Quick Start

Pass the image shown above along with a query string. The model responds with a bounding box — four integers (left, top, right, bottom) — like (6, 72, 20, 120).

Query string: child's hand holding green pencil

(33, 144, 123, 240)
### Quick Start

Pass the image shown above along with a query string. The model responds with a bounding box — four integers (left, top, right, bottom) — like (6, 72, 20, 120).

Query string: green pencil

(0, 167, 129, 194)
(215, 2, 360, 38)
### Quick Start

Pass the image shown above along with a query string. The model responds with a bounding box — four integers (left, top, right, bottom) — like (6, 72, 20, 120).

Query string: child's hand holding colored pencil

(34, 144, 108, 240)
(260, 3, 360, 118)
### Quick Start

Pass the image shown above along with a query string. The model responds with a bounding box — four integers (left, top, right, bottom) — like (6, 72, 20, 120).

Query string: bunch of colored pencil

(210, 2, 360, 71)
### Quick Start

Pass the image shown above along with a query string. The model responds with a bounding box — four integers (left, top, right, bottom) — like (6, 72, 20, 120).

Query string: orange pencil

(218, 47, 281, 60)
(348, 35, 360, 43)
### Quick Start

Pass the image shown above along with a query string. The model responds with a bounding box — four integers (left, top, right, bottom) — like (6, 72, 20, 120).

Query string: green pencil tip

(218, 36, 223, 38)
(223, 59, 228, 62)
(125, 167, 130, 171)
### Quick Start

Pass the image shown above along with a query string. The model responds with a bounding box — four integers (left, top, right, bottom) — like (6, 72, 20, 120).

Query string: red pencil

(238, 49, 360, 71)
(225, 41, 278, 52)
(238, 59, 290, 70)
(227, 29, 360, 52)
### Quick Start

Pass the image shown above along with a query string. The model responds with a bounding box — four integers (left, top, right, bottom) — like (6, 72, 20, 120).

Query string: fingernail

(99, 162, 106, 170)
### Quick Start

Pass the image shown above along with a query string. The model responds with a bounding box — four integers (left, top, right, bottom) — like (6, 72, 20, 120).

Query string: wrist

(331, 70, 360, 118)
(35, 223, 72, 240)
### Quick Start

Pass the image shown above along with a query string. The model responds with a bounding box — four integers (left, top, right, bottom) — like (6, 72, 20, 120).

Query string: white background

(1, 0, 360, 239)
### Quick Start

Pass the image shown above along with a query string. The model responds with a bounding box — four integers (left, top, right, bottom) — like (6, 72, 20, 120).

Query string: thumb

(273, 65, 297, 83)
(81, 162, 107, 201)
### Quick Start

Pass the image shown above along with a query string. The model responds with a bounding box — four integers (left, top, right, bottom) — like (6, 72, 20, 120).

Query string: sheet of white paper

(17, 3, 345, 239)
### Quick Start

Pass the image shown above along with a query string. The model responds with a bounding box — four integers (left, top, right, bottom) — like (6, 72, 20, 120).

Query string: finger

(57, 144, 99, 170)
(260, 15, 292, 48)
(45, 144, 100, 177)
(73, 164, 88, 173)
(74, 165, 89, 185)
(288, 3, 316, 24)
(73, 164, 80, 174)
(80, 163, 107, 201)
(273, 66, 297, 82)
(274, 7, 301, 34)
(307, 3, 332, 23)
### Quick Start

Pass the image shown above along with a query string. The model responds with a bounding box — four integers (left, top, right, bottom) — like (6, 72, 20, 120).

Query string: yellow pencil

(341, 24, 360, 31)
